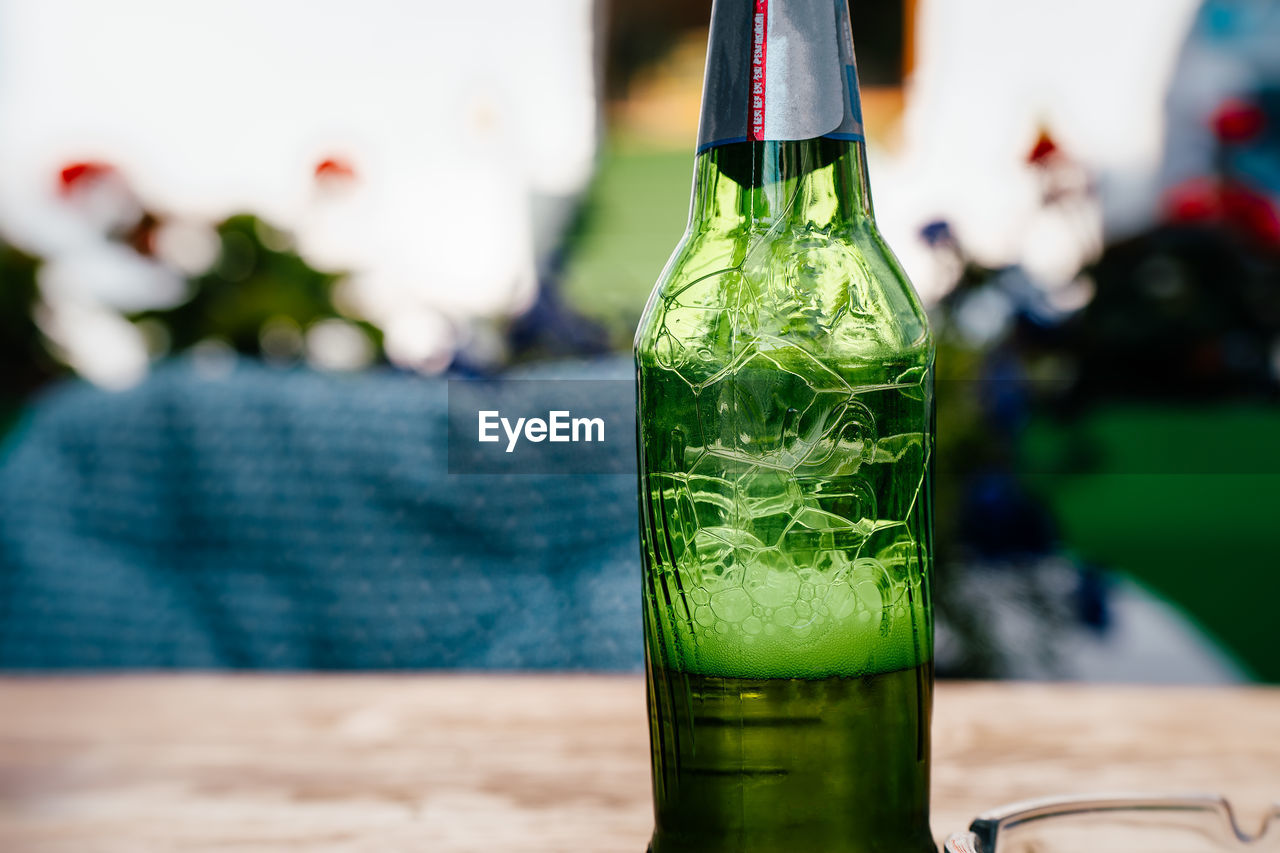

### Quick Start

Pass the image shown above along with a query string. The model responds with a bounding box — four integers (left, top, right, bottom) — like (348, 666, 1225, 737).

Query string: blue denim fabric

(0, 358, 643, 670)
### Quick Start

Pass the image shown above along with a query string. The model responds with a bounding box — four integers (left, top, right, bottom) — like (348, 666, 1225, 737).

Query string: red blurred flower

(314, 157, 357, 181)
(1163, 177, 1280, 247)
(1164, 177, 1224, 224)
(1212, 98, 1266, 144)
(58, 161, 115, 195)
(1222, 182, 1280, 246)
(1028, 131, 1059, 166)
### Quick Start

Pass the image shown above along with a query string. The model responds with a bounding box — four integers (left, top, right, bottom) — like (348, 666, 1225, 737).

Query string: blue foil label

(698, 0, 866, 151)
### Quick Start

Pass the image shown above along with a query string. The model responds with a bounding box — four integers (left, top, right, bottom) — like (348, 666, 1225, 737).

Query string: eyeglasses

(945, 794, 1280, 852)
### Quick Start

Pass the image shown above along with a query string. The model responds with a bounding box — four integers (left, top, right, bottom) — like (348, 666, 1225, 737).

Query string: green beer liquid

(649, 665, 934, 853)
(635, 138, 935, 852)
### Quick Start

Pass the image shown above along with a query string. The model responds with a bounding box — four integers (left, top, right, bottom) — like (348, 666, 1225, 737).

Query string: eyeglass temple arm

(944, 793, 1280, 852)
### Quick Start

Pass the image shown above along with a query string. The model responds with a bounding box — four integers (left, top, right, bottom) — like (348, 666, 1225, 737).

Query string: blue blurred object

(1163, 0, 1280, 213)
(1075, 566, 1112, 633)
(920, 219, 955, 249)
(958, 472, 1058, 562)
(0, 358, 641, 670)
(0, 357, 1245, 682)
(1201, 0, 1280, 42)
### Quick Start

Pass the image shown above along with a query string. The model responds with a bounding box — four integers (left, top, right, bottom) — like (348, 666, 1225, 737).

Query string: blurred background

(1, 0, 1277, 682)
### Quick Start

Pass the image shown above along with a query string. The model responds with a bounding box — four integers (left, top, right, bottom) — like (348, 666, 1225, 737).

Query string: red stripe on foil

(750, 0, 768, 141)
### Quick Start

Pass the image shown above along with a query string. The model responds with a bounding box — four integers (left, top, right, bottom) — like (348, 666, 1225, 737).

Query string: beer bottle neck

(690, 0, 872, 231)
(689, 137, 874, 232)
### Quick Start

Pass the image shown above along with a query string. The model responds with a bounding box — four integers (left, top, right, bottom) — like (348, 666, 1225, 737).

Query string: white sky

(877, 0, 1202, 300)
(0, 0, 599, 379)
(0, 0, 1209, 378)
(0, 0, 597, 310)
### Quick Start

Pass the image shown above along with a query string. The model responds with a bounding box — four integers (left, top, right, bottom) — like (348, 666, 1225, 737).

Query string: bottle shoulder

(636, 220, 933, 376)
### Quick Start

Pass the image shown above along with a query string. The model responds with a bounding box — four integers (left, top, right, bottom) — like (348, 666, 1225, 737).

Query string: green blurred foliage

(0, 211, 383, 441)
(562, 145, 692, 347)
(130, 215, 382, 360)
(0, 241, 67, 429)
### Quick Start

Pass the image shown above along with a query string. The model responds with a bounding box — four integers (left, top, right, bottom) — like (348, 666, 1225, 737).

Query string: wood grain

(0, 677, 1276, 852)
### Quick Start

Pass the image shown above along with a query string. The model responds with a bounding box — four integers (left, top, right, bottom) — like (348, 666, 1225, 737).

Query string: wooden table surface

(0, 676, 1277, 852)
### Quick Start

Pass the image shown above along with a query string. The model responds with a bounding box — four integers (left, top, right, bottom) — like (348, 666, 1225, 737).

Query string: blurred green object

(563, 143, 691, 347)
(131, 215, 381, 361)
(0, 211, 382, 432)
(0, 240, 65, 433)
(1025, 405, 1280, 682)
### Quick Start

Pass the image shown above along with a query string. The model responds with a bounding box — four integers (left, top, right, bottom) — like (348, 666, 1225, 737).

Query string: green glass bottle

(634, 2, 936, 852)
